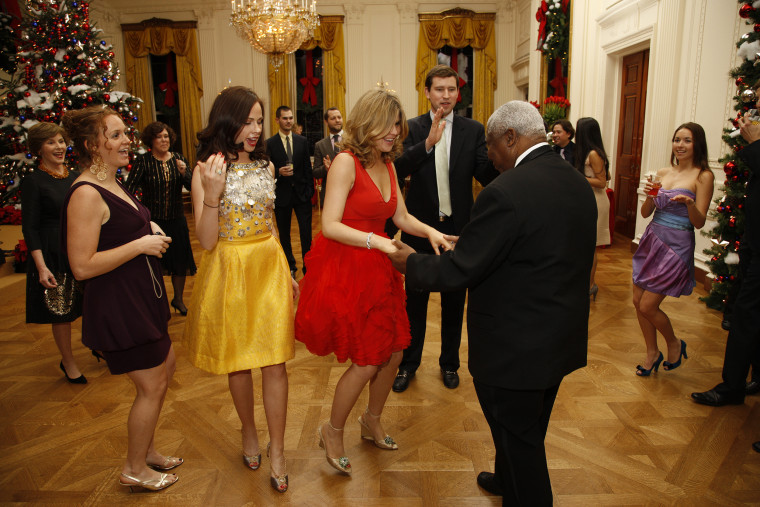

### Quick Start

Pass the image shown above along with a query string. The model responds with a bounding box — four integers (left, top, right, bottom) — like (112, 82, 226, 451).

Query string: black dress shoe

(753, 441, 760, 453)
(441, 369, 459, 389)
(746, 380, 760, 396)
(690, 389, 744, 407)
(721, 318, 731, 331)
(476, 471, 502, 496)
(392, 370, 415, 393)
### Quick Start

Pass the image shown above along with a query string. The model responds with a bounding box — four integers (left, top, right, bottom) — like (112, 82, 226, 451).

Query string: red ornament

(724, 161, 736, 173)
(729, 217, 737, 227)
(737, 77, 746, 87)
(104, 94, 110, 101)
(24, 92, 30, 97)
(740, 4, 754, 18)
(754, 23, 760, 32)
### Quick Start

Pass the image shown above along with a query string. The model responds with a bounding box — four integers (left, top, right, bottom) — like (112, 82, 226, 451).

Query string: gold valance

(268, 16, 346, 136)
(416, 9, 496, 126)
(121, 19, 204, 167)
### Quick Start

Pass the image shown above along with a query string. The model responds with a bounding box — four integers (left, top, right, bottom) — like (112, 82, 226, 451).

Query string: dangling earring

(89, 154, 108, 181)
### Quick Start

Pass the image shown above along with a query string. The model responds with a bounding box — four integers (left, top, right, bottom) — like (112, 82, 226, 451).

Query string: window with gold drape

(121, 19, 204, 167)
(417, 9, 496, 127)
(267, 15, 345, 137)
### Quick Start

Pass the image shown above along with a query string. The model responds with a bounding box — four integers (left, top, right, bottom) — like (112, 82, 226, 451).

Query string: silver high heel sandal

(317, 421, 352, 474)
(267, 442, 288, 493)
(119, 472, 178, 492)
(358, 407, 398, 450)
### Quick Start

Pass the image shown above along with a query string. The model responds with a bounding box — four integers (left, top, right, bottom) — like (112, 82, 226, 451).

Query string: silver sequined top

(217, 160, 275, 241)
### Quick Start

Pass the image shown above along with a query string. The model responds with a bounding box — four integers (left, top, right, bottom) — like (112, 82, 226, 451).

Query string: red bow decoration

(159, 58, 178, 108)
(450, 48, 467, 103)
(549, 57, 567, 97)
(536, 0, 549, 51)
(300, 51, 321, 106)
(561, 0, 569, 13)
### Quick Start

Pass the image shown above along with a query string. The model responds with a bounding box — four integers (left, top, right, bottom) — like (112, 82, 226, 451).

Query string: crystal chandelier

(230, 0, 320, 69)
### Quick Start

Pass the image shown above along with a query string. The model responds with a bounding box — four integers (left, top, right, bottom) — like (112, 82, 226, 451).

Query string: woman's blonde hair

(27, 122, 69, 157)
(61, 105, 120, 168)
(342, 88, 408, 168)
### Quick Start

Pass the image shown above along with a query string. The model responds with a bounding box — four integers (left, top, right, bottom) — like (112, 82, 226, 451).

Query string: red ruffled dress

(295, 152, 411, 365)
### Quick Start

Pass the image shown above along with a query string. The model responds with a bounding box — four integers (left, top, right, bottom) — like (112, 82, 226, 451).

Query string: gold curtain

(121, 20, 204, 167)
(416, 9, 496, 126)
(267, 59, 291, 136)
(267, 15, 345, 135)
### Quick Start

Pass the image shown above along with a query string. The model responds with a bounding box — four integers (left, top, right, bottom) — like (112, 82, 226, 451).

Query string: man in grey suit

(389, 101, 597, 505)
(312, 107, 343, 207)
(392, 65, 498, 392)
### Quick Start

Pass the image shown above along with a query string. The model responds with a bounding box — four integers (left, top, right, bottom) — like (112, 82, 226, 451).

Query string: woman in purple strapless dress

(632, 122, 714, 376)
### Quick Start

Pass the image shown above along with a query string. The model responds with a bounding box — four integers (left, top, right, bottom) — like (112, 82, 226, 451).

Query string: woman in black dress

(62, 106, 180, 492)
(21, 122, 85, 383)
(126, 122, 195, 315)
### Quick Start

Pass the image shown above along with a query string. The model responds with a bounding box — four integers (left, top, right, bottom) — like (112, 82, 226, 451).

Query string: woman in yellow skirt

(183, 87, 299, 493)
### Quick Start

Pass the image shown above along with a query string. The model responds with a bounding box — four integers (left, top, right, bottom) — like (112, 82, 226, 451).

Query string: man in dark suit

(551, 119, 575, 166)
(312, 107, 343, 207)
(389, 100, 597, 504)
(691, 100, 760, 435)
(392, 65, 498, 392)
(266, 105, 314, 278)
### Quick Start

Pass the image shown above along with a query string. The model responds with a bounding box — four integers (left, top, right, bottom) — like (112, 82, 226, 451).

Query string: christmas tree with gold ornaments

(0, 0, 142, 206)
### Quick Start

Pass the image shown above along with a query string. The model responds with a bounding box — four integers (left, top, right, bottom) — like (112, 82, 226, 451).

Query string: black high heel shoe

(60, 361, 87, 384)
(91, 350, 104, 362)
(635, 352, 663, 377)
(663, 340, 688, 371)
(170, 300, 188, 316)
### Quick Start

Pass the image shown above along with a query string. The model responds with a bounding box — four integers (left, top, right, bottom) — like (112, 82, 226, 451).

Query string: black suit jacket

(405, 146, 597, 390)
(395, 113, 498, 252)
(738, 140, 760, 254)
(553, 140, 575, 167)
(266, 133, 314, 207)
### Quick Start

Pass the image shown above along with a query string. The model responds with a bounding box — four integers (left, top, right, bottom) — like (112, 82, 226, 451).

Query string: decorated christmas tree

(0, 0, 142, 206)
(700, 0, 760, 310)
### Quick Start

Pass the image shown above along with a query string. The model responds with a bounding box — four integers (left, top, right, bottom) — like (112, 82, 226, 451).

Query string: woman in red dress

(295, 88, 455, 474)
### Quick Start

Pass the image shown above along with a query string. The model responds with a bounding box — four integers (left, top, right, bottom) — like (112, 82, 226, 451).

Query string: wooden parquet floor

(1, 209, 759, 506)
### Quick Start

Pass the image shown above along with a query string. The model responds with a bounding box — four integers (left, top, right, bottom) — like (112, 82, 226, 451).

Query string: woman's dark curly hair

(141, 121, 176, 150)
(196, 86, 268, 164)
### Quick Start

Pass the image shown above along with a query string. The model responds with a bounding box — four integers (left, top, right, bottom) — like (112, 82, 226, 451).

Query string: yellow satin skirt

(183, 233, 295, 374)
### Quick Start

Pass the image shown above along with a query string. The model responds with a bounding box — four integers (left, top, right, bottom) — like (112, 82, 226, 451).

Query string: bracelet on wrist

(203, 200, 219, 208)
(366, 231, 373, 250)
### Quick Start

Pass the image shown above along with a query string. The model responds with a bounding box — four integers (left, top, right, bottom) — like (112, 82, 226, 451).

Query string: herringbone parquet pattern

(0, 210, 758, 506)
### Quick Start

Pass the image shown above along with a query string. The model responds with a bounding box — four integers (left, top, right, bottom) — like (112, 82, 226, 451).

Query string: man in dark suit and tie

(389, 100, 597, 504)
(392, 65, 498, 392)
(691, 98, 760, 439)
(312, 107, 343, 207)
(551, 119, 575, 166)
(266, 105, 314, 278)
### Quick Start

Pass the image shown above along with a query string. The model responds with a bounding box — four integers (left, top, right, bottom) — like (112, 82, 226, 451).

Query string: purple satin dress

(632, 188, 696, 297)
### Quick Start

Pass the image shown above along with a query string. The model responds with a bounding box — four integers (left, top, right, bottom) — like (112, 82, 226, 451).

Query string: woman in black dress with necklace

(21, 122, 85, 383)
(126, 122, 196, 315)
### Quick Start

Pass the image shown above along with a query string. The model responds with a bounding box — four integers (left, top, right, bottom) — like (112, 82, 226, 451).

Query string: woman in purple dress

(631, 122, 714, 376)
(62, 106, 180, 491)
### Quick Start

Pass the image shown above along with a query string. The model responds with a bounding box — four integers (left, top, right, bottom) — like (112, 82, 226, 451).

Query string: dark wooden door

(614, 49, 649, 238)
